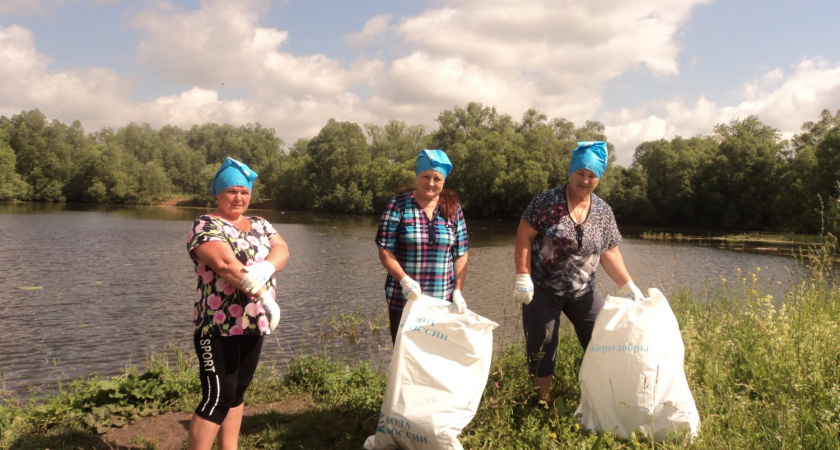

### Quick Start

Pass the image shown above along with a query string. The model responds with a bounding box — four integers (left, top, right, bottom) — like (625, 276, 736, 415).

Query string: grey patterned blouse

(521, 185, 621, 297)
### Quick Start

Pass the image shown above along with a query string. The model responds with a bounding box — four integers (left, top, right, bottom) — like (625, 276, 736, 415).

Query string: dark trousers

(388, 306, 405, 344)
(522, 283, 604, 377)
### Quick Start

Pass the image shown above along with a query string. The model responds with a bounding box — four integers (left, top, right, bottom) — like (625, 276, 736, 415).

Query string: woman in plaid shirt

(375, 149, 471, 343)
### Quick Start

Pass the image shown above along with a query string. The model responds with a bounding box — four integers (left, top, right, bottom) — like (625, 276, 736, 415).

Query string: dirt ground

(92, 399, 310, 450)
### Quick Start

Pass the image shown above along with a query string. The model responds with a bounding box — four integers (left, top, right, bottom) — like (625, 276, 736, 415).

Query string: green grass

(640, 230, 823, 246)
(2, 241, 839, 449)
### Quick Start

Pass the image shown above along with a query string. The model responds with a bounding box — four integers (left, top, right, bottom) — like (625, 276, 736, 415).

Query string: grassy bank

(2, 251, 839, 449)
(639, 230, 824, 244)
(638, 230, 828, 255)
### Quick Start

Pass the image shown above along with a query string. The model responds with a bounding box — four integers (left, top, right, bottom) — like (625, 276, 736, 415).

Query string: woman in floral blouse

(186, 157, 289, 450)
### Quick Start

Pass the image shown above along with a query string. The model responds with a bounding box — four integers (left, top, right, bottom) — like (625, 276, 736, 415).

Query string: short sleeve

(451, 205, 470, 257)
(375, 198, 402, 252)
(521, 189, 553, 232)
(187, 216, 231, 259)
(599, 203, 622, 250)
(522, 199, 537, 229)
(251, 217, 278, 239)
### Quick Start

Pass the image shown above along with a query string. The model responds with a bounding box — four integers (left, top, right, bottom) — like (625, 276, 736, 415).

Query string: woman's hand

(241, 261, 275, 294)
(513, 273, 534, 304)
(452, 289, 467, 313)
(256, 291, 280, 330)
(621, 281, 646, 302)
(399, 275, 422, 302)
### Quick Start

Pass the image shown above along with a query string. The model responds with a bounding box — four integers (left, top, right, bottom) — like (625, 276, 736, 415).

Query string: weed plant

(1, 240, 839, 449)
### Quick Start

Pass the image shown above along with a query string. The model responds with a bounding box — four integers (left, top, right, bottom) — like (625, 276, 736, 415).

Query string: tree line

(1, 104, 839, 235)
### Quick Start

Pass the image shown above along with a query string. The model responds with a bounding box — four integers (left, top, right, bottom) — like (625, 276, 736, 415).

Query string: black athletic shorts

(193, 334, 263, 424)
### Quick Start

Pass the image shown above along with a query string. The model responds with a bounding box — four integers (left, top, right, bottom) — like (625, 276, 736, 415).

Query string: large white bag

(366, 295, 499, 450)
(575, 288, 700, 442)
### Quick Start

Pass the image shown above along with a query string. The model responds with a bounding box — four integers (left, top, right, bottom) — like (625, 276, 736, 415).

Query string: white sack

(366, 295, 498, 450)
(575, 288, 700, 442)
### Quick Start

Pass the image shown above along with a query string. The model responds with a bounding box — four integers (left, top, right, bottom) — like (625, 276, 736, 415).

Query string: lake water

(0, 203, 805, 394)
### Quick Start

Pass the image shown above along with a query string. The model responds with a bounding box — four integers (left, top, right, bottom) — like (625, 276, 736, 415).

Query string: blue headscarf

(569, 141, 608, 178)
(210, 157, 258, 196)
(416, 149, 452, 178)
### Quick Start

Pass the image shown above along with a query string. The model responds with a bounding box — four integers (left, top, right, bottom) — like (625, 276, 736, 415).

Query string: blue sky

(1, 0, 839, 166)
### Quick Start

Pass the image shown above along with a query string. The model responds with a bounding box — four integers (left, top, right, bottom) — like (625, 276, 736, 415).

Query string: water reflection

(0, 203, 807, 395)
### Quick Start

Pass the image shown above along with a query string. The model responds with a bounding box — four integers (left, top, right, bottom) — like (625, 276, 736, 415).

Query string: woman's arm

(599, 245, 632, 288)
(453, 251, 469, 290)
(378, 247, 407, 281)
(237, 231, 290, 296)
(514, 219, 538, 274)
(193, 240, 254, 293)
(264, 233, 290, 272)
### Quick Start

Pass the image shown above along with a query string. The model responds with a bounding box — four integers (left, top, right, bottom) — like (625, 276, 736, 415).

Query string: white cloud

(366, 0, 709, 130)
(345, 14, 391, 50)
(395, 0, 703, 80)
(604, 57, 840, 165)
(736, 57, 840, 135)
(130, 0, 293, 89)
(0, 24, 134, 129)
(2, 0, 838, 169)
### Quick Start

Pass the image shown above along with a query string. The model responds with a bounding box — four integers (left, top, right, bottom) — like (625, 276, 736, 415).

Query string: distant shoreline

(156, 197, 276, 211)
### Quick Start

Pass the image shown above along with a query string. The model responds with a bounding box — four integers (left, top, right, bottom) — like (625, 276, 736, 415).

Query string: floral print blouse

(187, 215, 279, 337)
(522, 186, 622, 297)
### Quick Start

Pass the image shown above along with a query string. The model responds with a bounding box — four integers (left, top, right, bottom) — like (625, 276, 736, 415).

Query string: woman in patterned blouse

(186, 157, 289, 449)
(512, 142, 644, 405)
(375, 149, 470, 344)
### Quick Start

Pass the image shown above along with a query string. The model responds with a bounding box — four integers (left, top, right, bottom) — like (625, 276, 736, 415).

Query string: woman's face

(216, 186, 251, 218)
(568, 169, 599, 197)
(415, 169, 446, 202)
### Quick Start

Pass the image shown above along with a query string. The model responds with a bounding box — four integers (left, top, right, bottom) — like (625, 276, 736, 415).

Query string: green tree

(6, 110, 68, 201)
(66, 133, 173, 205)
(603, 163, 654, 225)
(0, 137, 32, 200)
(269, 147, 313, 211)
(633, 136, 716, 226)
(814, 125, 840, 235)
(457, 133, 512, 217)
(305, 119, 373, 213)
(697, 116, 785, 229)
(777, 149, 821, 232)
(431, 102, 515, 150)
(156, 125, 207, 198)
(809, 112, 840, 204)
(365, 119, 425, 163)
(117, 123, 162, 163)
(135, 161, 174, 204)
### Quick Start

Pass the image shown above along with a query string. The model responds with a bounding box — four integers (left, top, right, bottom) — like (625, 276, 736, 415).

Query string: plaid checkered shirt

(375, 192, 470, 310)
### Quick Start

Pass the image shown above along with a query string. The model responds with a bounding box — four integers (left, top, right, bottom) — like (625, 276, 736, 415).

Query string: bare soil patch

(93, 399, 310, 449)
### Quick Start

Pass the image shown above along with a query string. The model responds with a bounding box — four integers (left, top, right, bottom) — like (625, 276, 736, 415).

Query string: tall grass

(2, 240, 839, 449)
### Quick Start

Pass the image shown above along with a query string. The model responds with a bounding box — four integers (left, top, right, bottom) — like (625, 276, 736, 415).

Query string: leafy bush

(71, 366, 185, 433)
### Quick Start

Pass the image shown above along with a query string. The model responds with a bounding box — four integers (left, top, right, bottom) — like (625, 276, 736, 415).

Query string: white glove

(621, 280, 646, 302)
(399, 275, 422, 302)
(452, 289, 467, 314)
(513, 273, 534, 305)
(241, 261, 275, 295)
(257, 291, 280, 331)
